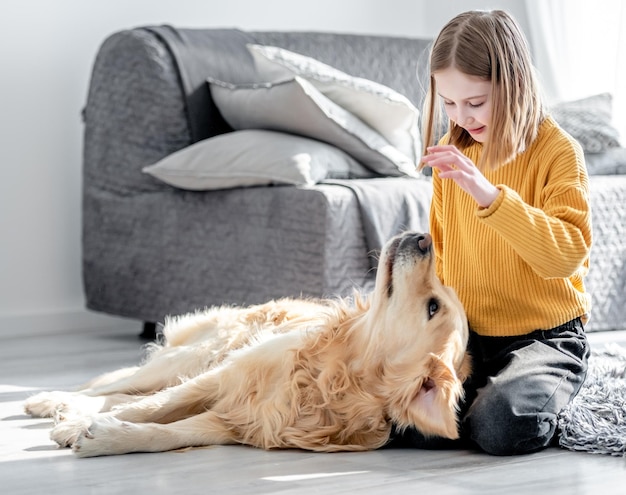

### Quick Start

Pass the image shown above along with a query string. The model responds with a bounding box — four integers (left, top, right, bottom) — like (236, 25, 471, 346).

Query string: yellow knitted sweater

(431, 117, 592, 337)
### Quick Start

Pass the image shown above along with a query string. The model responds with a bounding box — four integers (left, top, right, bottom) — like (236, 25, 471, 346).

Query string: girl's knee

(466, 392, 557, 455)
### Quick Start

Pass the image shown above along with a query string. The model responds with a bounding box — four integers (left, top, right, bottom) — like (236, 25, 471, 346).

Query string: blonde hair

(421, 10, 545, 171)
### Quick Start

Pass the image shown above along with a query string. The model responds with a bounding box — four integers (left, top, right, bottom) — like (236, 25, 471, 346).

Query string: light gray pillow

(208, 76, 420, 178)
(551, 93, 621, 153)
(247, 43, 421, 163)
(584, 147, 626, 175)
(142, 129, 375, 190)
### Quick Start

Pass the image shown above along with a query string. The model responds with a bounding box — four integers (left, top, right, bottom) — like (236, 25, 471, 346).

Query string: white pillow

(248, 43, 421, 164)
(142, 129, 375, 190)
(208, 76, 419, 178)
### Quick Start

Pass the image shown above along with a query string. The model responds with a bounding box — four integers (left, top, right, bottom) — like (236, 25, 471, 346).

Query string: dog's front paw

(50, 416, 92, 448)
(24, 391, 75, 418)
(72, 416, 135, 458)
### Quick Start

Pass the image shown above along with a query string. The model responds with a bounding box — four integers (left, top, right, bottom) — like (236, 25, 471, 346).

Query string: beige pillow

(208, 76, 419, 178)
(142, 129, 375, 190)
(248, 43, 421, 163)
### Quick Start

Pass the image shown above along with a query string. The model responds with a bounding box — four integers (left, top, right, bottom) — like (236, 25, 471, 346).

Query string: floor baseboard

(0, 309, 138, 339)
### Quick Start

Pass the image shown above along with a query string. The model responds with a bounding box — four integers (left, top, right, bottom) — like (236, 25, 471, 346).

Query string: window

(526, 0, 626, 140)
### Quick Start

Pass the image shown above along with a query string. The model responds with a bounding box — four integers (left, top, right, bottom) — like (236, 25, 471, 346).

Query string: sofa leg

(139, 321, 157, 340)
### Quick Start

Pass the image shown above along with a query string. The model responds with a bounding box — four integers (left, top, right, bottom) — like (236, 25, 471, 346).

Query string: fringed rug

(558, 343, 626, 456)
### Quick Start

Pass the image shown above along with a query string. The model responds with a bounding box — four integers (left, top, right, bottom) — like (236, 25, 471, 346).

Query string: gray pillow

(207, 76, 420, 178)
(142, 129, 375, 190)
(551, 93, 621, 153)
(247, 43, 421, 164)
(585, 147, 626, 175)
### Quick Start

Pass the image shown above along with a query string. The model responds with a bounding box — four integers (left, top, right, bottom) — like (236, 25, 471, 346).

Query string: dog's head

(363, 231, 471, 440)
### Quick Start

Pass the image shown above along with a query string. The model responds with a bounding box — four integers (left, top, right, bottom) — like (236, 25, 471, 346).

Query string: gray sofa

(82, 26, 626, 334)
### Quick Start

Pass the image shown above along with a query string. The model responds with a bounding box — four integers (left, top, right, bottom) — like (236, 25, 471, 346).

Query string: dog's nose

(417, 233, 432, 254)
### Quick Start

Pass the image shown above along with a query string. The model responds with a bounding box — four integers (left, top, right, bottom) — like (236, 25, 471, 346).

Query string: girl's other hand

(422, 145, 500, 208)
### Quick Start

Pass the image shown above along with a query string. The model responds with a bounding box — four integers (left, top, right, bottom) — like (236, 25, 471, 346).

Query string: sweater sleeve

(476, 140, 592, 279)
(430, 169, 445, 282)
(430, 134, 450, 283)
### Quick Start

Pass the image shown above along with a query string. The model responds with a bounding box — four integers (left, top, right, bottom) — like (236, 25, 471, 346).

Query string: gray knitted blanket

(558, 343, 626, 456)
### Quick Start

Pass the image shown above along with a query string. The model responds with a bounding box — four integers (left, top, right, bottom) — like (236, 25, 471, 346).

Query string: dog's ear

(457, 351, 473, 384)
(409, 354, 464, 440)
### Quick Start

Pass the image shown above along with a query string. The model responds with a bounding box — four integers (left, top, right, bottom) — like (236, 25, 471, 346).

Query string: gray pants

(390, 318, 590, 455)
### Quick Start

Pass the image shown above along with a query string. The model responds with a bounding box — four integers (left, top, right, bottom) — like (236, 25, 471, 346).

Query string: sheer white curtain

(525, 0, 626, 142)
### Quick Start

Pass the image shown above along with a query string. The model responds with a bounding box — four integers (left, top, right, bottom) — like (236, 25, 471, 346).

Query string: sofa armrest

(83, 28, 191, 196)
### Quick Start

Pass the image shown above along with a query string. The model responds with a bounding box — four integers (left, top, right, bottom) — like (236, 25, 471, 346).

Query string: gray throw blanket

(324, 178, 433, 269)
(144, 25, 259, 143)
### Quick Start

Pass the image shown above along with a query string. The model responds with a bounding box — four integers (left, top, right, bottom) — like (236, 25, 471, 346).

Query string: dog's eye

(428, 298, 439, 319)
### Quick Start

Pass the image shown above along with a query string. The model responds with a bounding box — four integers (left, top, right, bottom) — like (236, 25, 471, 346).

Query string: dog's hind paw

(24, 391, 74, 418)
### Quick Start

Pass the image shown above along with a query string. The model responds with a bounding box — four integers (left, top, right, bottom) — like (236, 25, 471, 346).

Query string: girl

(394, 10, 592, 455)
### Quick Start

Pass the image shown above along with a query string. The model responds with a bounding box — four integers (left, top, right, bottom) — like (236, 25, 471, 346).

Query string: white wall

(0, 0, 528, 335)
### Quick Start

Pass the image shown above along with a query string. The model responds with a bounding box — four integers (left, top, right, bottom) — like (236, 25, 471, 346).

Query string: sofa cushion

(142, 129, 375, 190)
(208, 76, 420, 178)
(248, 43, 421, 163)
(551, 93, 621, 153)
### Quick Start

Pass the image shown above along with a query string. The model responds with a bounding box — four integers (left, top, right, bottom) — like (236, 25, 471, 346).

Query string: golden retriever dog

(24, 231, 470, 457)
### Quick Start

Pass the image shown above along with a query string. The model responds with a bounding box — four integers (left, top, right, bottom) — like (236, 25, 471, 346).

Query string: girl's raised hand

(421, 145, 500, 208)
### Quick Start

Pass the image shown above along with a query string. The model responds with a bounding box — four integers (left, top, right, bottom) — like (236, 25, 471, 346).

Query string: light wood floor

(1, 320, 625, 494)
